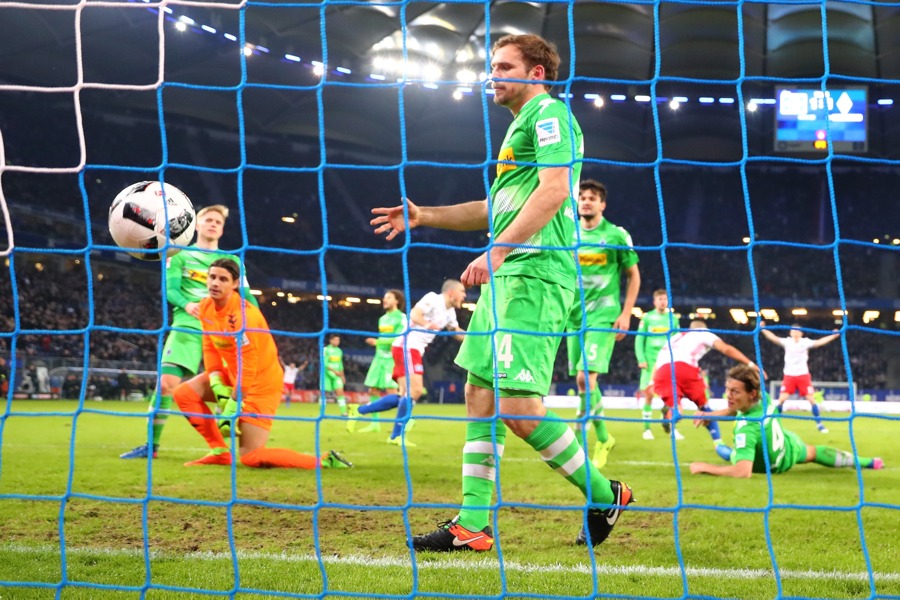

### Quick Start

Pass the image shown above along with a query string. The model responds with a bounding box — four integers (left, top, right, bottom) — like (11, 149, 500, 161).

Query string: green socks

(814, 445, 875, 469)
(458, 421, 507, 531)
(151, 394, 173, 446)
(642, 403, 653, 431)
(525, 410, 614, 506)
(579, 388, 608, 444)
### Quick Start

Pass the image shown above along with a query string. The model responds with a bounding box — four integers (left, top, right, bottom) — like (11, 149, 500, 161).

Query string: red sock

(173, 384, 227, 451)
(240, 447, 319, 469)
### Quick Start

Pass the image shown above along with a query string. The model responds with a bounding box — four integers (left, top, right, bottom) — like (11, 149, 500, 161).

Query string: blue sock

(811, 403, 823, 425)
(390, 397, 411, 440)
(700, 405, 721, 442)
(359, 394, 400, 415)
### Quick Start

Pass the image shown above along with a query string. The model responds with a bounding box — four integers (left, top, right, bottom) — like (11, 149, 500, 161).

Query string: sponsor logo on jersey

(227, 315, 238, 331)
(513, 369, 536, 383)
(579, 252, 608, 266)
(496, 146, 516, 176)
(241, 332, 250, 347)
(185, 268, 208, 283)
(536, 117, 561, 147)
(735, 432, 747, 448)
(212, 337, 232, 349)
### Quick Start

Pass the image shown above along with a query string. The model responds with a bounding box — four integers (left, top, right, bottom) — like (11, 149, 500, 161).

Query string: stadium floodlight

(276, 292, 285, 298)
(243, 46, 253, 57)
(730, 308, 748, 324)
(369, 73, 386, 81)
(873, 238, 880, 243)
(281, 216, 296, 223)
(179, 16, 195, 25)
(250, 289, 262, 296)
(760, 308, 779, 321)
(863, 310, 880, 323)
(791, 308, 808, 316)
(257, 46, 269, 54)
(673, 96, 688, 102)
(594, 97, 604, 108)
(456, 69, 476, 83)
(747, 311, 758, 317)
(699, 97, 714, 104)
(201, 25, 216, 34)
(877, 99, 893, 106)
(669, 99, 680, 110)
(175, 22, 187, 32)
(696, 307, 712, 315)
(366, 298, 381, 305)
(610, 94, 626, 101)
(832, 309, 848, 316)
(285, 54, 301, 63)
(719, 97, 735, 104)
(422, 64, 442, 82)
(895, 311, 900, 322)
(893, 238, 900, 245)
(346, 297, 361, 304)
(312, 61, 325, 76)
(224, 33, 237, 41)
(747, 102, 758, 112)
(452, 89, 463, 100)
(336, 67, 351, 74)
(316, 295, 333, 301)
(635, 95, 651, 102)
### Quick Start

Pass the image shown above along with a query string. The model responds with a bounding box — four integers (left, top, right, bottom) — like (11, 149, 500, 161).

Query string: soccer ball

(108, 181, 196, 261)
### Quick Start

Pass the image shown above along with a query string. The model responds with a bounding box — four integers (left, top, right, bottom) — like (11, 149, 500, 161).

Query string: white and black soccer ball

(108, 181, 196, 261)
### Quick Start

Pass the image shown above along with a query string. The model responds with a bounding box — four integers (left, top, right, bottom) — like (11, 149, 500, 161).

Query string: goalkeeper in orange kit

(173, 258, 352, 469)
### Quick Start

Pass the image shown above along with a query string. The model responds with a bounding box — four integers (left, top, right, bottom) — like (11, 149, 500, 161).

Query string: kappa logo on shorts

(513, 369, 536, 383)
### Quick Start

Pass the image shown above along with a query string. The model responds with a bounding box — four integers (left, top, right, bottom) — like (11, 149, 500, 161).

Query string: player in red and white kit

(653, 320, 761, 459)
(760, 322, 839, 433)
(349, 280, 466, 447)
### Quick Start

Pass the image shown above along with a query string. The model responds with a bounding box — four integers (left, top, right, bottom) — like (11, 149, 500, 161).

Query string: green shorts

(566, 320, 615, 376)
(780, 430, 808, 473)
(161, 329, 203, 375)
(324, 371, 344, 393)
(639, 367, 653, 390)
(364, 352, 398, 390)
(455, 275, 574, 396)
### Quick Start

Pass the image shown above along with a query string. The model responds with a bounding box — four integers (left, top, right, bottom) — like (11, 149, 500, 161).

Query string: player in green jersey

(566, 179, 640, 468)
(348, 289, 405, 433)
(373, 34, 633, 552)
(121, 204, 258, 459)
(690, 365, 883, 477)
(322, 334, 348, 416)
(635, 289, 672, 440)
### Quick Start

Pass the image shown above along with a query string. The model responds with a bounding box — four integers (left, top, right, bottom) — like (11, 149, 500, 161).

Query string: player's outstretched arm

(758, 321, 781, 345)
(812, 332, 840, 349)
(690, 460, 753, 478)
(371, 198, 488, 240)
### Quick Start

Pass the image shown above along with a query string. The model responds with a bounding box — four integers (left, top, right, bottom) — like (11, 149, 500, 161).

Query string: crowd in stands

(1, 103, 897, 397)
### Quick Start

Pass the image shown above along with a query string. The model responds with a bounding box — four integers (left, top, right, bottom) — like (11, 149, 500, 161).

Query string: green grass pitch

(0, 399, 897, 599)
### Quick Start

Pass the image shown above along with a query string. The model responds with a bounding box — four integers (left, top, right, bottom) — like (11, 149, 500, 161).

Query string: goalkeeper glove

(218, 397, 239, 438)
(209, 373, 233, 410)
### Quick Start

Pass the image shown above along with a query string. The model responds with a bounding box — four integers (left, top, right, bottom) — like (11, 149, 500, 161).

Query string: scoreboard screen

(774, 86, 867, 152)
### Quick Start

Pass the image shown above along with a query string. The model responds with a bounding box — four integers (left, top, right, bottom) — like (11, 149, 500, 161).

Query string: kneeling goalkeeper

(174, 258, 351, 470)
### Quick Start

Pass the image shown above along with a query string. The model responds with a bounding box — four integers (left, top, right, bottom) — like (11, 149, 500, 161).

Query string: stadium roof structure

(2, 1, 899, 161)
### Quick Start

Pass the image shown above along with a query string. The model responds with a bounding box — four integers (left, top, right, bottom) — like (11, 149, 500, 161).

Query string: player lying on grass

(172, 258, 351, 470)
(690, 365, 883, 478)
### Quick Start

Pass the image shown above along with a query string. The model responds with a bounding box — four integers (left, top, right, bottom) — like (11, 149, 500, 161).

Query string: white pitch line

(3, 544, 898, 582)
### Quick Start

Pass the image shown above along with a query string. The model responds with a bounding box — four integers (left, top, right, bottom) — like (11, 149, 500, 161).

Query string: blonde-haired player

(121, 203, 258, 459)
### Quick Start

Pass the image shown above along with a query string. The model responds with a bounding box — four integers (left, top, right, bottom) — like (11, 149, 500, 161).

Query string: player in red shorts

(652, 320, 761, 460)
(761, 322, 839, 433)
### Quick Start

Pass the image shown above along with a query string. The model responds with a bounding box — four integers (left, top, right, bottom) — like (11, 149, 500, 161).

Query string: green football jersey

(165, 247, 247, 330)
(323, 345, 344, 374)
(491, 93, 583, 288)
(570, 218, 639, 326)
(375, 310, 406, 356)
(635, 309, 673, 366)
(731, 402, 804, 474)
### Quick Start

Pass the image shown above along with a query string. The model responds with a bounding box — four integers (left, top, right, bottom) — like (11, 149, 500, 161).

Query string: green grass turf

(0, 399, 897, 599)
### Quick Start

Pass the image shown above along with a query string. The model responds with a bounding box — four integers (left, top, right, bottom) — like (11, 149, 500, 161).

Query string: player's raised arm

(759, 321, 782, 345)
(811, 331, 840, 348)
(371, 198, 488, 240)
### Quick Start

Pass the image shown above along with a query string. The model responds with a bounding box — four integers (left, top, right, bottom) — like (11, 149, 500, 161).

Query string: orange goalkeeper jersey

(199, 292, 283, 396)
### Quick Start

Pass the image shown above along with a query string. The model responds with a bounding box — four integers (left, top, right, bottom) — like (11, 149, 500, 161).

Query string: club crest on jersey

(536, 117, 560, 147)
